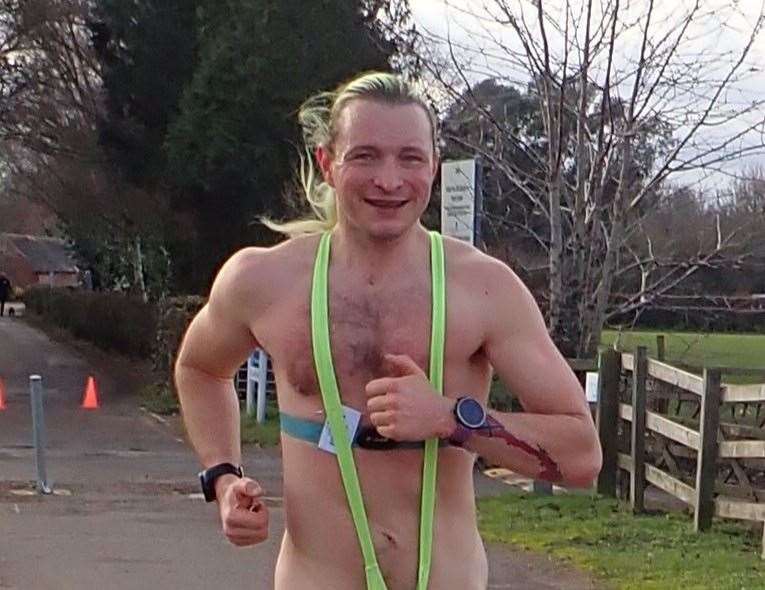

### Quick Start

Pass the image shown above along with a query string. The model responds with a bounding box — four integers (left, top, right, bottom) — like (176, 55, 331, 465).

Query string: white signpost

(246, 349, 269, 423)
(441, 159, 481, 244)
(585, 371, 600, 403)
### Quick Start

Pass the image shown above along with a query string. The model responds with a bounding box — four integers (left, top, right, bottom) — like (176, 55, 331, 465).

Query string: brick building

(0, 233, 79, 290)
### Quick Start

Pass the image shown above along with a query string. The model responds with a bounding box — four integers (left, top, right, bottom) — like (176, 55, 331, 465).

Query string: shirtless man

(175, 72, 602, 590)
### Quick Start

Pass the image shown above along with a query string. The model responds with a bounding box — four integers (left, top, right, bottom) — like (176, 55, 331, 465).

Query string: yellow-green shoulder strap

(310, 231, 446, 590)
(311, 231, 386, 589)
(419, 230, 445, 589)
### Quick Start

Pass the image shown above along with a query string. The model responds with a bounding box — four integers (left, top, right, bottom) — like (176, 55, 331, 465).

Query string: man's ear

(316, 145, 335, 188)
(431, 151, 441, 178)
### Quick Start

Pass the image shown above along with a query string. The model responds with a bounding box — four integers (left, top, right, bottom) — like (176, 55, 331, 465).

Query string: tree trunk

(587, 134, 634, 357)
(133, 235, 148, 303)
(543, 78, 570, 354)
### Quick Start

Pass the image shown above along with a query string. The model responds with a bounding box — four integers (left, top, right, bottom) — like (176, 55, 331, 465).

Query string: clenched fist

(365, 354, 456, 441)
(216, 475, 270, 547)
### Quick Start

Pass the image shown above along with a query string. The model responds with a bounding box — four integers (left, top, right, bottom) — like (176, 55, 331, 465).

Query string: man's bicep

(484, 271, 587, 416)
(176, 249, 263, 379)
(176, 303, 259, 380)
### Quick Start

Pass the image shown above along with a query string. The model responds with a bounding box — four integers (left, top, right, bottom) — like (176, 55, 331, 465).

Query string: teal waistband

(279, 412, 447, 450)
(279, 412, 324, 444)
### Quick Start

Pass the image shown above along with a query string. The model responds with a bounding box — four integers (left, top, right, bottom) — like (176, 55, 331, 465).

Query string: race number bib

(318, 405, 362, 455)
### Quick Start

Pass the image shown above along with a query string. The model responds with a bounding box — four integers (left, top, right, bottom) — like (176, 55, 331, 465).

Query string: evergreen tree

(93, 0, 411, 292)
(165, 0, 400, 289)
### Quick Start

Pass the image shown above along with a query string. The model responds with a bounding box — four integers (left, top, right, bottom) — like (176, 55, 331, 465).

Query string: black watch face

(458, 398, 486, 428)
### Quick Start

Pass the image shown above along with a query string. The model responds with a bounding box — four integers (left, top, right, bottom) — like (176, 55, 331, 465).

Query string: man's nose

(372, 160, 404, 192)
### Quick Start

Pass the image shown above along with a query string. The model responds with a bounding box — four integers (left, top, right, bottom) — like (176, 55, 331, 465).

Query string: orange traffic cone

(0, 378, 6, 410)
(81, 376, 100, 409)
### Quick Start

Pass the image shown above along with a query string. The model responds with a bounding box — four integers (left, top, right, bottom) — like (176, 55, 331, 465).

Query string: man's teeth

(367, 199, 405, 208)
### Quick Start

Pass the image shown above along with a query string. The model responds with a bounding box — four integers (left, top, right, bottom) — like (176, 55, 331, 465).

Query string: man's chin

(364, 221, 416, 242)
(341, 210, 425, 242)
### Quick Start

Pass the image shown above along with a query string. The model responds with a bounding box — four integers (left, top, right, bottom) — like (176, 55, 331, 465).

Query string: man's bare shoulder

(210, 234, 320, 311)
(443, 237, 546, 344)
(225, 234, 320, 274)
(442, 236, 524, 294)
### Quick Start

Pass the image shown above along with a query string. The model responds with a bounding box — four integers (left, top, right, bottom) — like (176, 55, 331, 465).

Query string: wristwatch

(449, 396, 487, 447)
(198, 462, 243, 502)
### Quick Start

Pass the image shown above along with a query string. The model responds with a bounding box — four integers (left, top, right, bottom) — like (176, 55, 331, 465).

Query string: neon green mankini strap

(310, 230, 446, 590)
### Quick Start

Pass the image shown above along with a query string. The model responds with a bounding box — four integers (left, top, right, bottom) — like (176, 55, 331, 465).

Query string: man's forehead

(335, 100, 432, 150)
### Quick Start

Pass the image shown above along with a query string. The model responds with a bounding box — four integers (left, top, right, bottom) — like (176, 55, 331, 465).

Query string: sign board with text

(441, 159, 480, 244)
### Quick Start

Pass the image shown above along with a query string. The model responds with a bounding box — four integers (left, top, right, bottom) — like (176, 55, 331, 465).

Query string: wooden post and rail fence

(594, 344, 765, 557)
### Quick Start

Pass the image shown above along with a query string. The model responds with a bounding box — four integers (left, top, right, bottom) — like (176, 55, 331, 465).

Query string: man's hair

(263, 71, 438, 238)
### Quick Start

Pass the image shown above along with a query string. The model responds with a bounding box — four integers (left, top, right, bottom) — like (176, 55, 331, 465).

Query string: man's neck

(330, 223, 430, 280)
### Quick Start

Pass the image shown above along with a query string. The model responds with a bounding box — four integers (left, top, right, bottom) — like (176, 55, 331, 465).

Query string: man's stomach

(276, 436, 488, 590)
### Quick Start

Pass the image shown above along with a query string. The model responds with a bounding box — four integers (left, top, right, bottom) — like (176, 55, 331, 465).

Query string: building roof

(0, 233, 78, 274)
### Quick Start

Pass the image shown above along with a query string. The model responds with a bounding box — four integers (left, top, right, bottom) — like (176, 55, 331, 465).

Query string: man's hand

(216, 475, 269, 547)
(365, 354, 456, 441)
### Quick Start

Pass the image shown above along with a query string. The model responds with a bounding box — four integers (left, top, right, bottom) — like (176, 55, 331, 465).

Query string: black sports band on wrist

(199, 462, 243, 502)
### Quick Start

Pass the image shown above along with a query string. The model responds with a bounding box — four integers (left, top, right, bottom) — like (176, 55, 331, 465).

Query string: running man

(0, 274, 11, 317)
(175, 72, 602, 590)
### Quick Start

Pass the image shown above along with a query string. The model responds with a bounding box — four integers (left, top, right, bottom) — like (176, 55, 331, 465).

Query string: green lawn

(240, 401, 281, 447)
(139, 382, 281, 447)
(602, 329, 765, 383)
(478, 493, 765, 590)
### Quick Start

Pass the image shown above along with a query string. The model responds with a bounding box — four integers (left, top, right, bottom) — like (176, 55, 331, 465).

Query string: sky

(407, 0, 765, 189)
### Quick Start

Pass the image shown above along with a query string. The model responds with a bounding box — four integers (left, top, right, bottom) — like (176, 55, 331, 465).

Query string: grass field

(240, 400, 281, 447)
(602, 329, 765, 383)
(139, 382, 282, 446)
(478, 492, 765, 590)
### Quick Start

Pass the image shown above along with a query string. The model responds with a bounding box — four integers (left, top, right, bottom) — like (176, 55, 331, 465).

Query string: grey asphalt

(0, 317, 602, 590)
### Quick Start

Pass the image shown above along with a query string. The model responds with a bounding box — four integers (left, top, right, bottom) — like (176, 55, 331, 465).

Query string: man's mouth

(364, 198, 408, 209)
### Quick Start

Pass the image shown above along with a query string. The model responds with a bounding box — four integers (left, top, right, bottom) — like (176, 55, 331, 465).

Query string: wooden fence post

(630, 346, 648, 513)
(596, 348, 620, 497)
(654, 335, 668, 414)
(694, 367, 722, 532)
(656, 335, 666, 361)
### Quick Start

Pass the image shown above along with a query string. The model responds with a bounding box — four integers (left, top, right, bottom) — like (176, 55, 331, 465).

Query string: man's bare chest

(256, 276, 437, 404)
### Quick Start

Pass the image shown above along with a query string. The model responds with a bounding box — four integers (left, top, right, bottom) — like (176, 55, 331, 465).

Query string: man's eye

(352, 153, 373, 160)
(403, 154, 425, 162)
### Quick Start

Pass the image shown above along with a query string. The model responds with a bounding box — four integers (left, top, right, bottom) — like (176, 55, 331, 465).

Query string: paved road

(0, 317, 602, 590)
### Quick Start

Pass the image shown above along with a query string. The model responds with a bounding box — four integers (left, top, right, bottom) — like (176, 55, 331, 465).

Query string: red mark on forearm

(479, 416, 562, 482)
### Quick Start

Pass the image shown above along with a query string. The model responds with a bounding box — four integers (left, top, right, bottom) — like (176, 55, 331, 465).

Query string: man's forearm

(463, 411, 601, 488)
(175, 363, 242, 468)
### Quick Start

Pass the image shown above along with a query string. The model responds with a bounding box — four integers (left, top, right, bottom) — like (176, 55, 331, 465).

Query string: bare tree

(413, 0, 765, 356)
(0, 1, 169, 300)
(1, 0, 104, 227)
(1, 0, 101, 160)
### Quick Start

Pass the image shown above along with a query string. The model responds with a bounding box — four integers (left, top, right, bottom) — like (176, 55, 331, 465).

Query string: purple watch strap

(448, 423, 473, 447)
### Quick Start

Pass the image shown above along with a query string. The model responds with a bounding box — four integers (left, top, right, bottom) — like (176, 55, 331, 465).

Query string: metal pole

(29, 375, 51, 494)
(474, 157, 484, 249)
(256, 350, 268, 424)
(245, 353, 256, 417)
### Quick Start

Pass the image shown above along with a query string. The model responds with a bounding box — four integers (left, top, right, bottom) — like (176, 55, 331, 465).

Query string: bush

(489, 375, 524, 412)
(153, 296, 205, 374)
(140, 382, 180, 415)
(22, 286, 158, 358)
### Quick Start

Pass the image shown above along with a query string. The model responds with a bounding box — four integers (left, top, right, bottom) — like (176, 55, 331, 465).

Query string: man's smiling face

(317, 98, 438, 241)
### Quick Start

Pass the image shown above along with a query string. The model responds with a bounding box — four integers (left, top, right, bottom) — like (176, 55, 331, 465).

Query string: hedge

(23, 286, 158, 359)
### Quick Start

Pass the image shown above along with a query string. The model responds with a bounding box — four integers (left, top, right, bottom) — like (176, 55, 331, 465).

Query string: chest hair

(328, 278, 431, 384)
